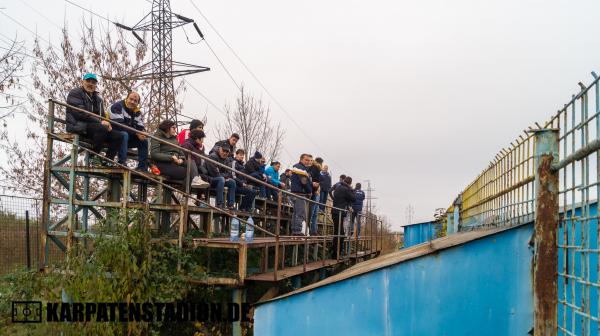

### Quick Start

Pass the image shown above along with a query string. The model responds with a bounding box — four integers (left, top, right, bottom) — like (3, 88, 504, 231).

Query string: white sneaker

(191, 176, 210, 189)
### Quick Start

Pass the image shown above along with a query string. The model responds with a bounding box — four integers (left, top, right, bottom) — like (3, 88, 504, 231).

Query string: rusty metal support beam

(532, 129, 559, 336)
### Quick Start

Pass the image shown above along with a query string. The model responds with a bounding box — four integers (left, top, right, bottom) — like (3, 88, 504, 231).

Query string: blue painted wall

(403, 221, 441, 248)
(255, 223, 534, 336)
(558, 202, 599, 336)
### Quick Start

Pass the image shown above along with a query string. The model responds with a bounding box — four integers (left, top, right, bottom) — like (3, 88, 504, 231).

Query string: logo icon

(12, 301, 42, 323)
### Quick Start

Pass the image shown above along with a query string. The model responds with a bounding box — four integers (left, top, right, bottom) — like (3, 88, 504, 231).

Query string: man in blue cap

(66, 73, 123, 166)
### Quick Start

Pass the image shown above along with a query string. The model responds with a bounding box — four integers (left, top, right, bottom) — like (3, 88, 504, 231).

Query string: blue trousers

(248, 172, 266, 197)
(319, 190, 328, 211)
(266, 182, 279, 202)
(115, 130, 148, 169)
(210, 176, 236, 206)
(236, 185, 257, 211)
(309, 193, 320, 234)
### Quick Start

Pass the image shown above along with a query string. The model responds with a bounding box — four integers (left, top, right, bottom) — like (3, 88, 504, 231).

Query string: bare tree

(0, 20, 157, 197)
(0, 35, 25, 121)
(216, 85, 285, 162)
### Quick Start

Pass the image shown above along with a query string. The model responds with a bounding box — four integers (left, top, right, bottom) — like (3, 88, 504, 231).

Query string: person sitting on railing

(331, 176, 356, 258)
(245, 151, 267, 198)
(265, 161, 285, 202)
(290, 154, 313, 237)
(350, 183, 366, 238)
(108, 91, 148, 171)
(308, 157, 323, 236)
(203, 145, 238, 210)
(66, 73, 124, 166)
(150, 120, 205, 190)
(177, 119, 204, 145)
(319, 164, 332, 213)
(209, 133, 239, 157)
(226, 149, 257, 212)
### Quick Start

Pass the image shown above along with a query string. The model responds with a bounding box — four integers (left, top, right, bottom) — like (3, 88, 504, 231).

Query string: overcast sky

(2, 0, 600, 230)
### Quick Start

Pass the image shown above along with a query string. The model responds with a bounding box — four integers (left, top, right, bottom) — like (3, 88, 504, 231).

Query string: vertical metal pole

(273, 191, 281, 281)
(336, 211, 341, 261)
(66, 135, 79, 251)
(532, 129, 559, 336)
(25, 210, 31, 270)
(231, 288, 244, 336)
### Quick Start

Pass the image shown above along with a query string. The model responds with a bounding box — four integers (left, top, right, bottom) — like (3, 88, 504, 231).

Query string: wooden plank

(246, 259, 339, 282)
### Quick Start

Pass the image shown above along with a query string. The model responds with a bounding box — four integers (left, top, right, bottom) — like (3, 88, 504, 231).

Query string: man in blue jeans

(204, 146, 237, 209)
(308, 157, 323, 235)
(109, 91, 148, 171)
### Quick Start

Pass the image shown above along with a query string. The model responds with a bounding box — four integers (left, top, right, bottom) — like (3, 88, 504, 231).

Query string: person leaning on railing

(331, 176, 356, 258)
(65, 73, 124, 167)
(245, 151, 268, 198)
(319, 164, 332, 213)
(350, 183, 366, 238)
(149, 120, 206, 191)
(308, 157, 323, 236)
(108, 91, 148, 171)
(264, 161, 285, 202)
(204, 145, 236, 209)
(290, 154, 313, 237)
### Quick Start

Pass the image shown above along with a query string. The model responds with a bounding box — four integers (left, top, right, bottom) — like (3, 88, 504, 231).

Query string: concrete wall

(255, 223, 534, 336)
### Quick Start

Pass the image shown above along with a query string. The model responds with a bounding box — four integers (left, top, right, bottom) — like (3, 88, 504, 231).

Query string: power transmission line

(187, 0, 351, 175)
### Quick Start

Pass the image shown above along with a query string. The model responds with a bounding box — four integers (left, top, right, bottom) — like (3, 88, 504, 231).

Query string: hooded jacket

(109, 99, 145, 133)
(150, 128, 184, 163)
(66, 86, 105, 133)
(245, 157, 262, 176)
(265, 165, 281, 185)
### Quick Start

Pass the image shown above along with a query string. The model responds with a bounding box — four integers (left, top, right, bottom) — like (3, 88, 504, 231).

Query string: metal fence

(449, 72, 600, 335)
(0, 194, 41, 274)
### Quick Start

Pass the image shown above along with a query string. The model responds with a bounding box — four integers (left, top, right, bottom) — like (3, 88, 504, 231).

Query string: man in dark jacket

(308, 157, 323, 235)
(66, 73, 123, 166)
(280, 169, 292, 190)
(318, 164, 332, 212)
(328, 174, 346, 200)
(244, 151, 267, 198)
(351, 183, 366, 237)
(209, 133, 239, 157)
(226, 149, 256, 212)
(109, 91, 148, 170)
(203, 145, 237, 209)
(290, 154, 313, 236)
(331, 176, 356, 258)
